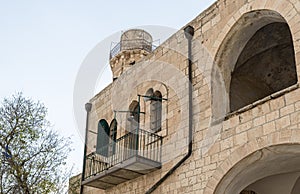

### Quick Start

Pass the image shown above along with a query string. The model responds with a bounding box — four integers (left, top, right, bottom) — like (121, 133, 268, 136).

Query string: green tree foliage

(0, 93, 72, 194)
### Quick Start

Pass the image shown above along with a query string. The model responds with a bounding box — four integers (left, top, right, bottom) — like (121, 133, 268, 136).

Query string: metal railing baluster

(84, 128, 162, 180)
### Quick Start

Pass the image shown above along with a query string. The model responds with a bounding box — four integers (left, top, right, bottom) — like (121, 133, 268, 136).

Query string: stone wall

(83, 0, 300, 193)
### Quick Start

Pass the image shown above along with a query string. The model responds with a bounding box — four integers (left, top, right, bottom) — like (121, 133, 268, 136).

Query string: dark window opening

(127, 100, 139, 132)
(125, 101, 139, 156)
(109, 119, 117, 155)
(230, 22, 297, 112)
(150, 90, 162, 132)
(96, 119, 110, 157)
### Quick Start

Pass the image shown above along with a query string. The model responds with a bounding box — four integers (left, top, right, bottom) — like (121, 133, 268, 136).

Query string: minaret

(109, 29, 153, 80)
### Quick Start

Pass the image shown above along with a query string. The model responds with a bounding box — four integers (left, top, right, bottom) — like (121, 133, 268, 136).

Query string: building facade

(80, 0, 300, 193)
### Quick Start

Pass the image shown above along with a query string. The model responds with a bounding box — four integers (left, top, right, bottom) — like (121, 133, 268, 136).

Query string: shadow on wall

(211, 10, 298, 121)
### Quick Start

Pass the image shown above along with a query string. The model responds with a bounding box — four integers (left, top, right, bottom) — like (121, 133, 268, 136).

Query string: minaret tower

(109, 29, 153, 80)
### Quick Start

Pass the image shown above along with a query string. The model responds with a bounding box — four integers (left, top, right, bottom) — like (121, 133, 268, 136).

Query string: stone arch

(291, 175, 300, 194)
(211, 9, 298, 121)
(127, 100, 139, 132)
(137, 81, 169, 135)
(204, 142, 300, 194)
(244, 172, 300, 194)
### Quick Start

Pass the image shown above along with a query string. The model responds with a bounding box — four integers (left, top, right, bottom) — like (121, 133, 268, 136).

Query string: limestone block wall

(83, 0, 300, 193)
(84, 30, 194, 193)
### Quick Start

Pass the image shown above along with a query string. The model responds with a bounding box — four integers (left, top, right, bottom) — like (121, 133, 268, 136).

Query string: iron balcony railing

(109, 39, 157, 59)
(84, 128, 162, 180)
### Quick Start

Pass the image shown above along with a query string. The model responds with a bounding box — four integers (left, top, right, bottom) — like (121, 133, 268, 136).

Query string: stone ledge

(225, 83, 299, 120)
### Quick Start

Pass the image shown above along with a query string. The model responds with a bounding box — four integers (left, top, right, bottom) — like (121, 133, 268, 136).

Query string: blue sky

(0, 0, 216, 174)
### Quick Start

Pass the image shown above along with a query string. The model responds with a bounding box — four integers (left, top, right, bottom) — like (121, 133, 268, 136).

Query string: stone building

(79, 0, 300, 193)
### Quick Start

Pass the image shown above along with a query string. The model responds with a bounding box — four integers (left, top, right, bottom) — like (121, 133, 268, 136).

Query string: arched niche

(211, 10, 298, 121)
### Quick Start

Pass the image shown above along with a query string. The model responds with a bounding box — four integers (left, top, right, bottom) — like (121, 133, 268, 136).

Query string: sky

(0, 0, 216, 175)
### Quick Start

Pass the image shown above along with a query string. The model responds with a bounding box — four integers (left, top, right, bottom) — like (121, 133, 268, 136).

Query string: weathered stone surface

(80, 0, 300, 193)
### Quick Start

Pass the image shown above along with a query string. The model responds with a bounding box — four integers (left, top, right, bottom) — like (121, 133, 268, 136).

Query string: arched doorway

(242, 172, 300, 194)
(214, 144, 300, 194)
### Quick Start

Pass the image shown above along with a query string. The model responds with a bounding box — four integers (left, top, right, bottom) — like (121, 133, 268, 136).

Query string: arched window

(127, 100, 139, 132)
(96, 119, 110, 157)
(150, 90, 162, 132)
(109, 119, 117, 155)
(124, 101, 139, 158)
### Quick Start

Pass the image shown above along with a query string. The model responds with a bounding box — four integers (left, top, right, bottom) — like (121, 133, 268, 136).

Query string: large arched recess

(211, 10, 298, 120)
(213, 144, 300, 194)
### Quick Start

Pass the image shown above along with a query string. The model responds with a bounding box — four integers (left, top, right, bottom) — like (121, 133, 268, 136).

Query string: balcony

(82, 128, 162, 190)
(109, 39, 157, 59)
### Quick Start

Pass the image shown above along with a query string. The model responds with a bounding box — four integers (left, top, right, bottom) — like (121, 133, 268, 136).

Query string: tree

(0, 93, 72, 194)
(68, 173, 81, 194)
